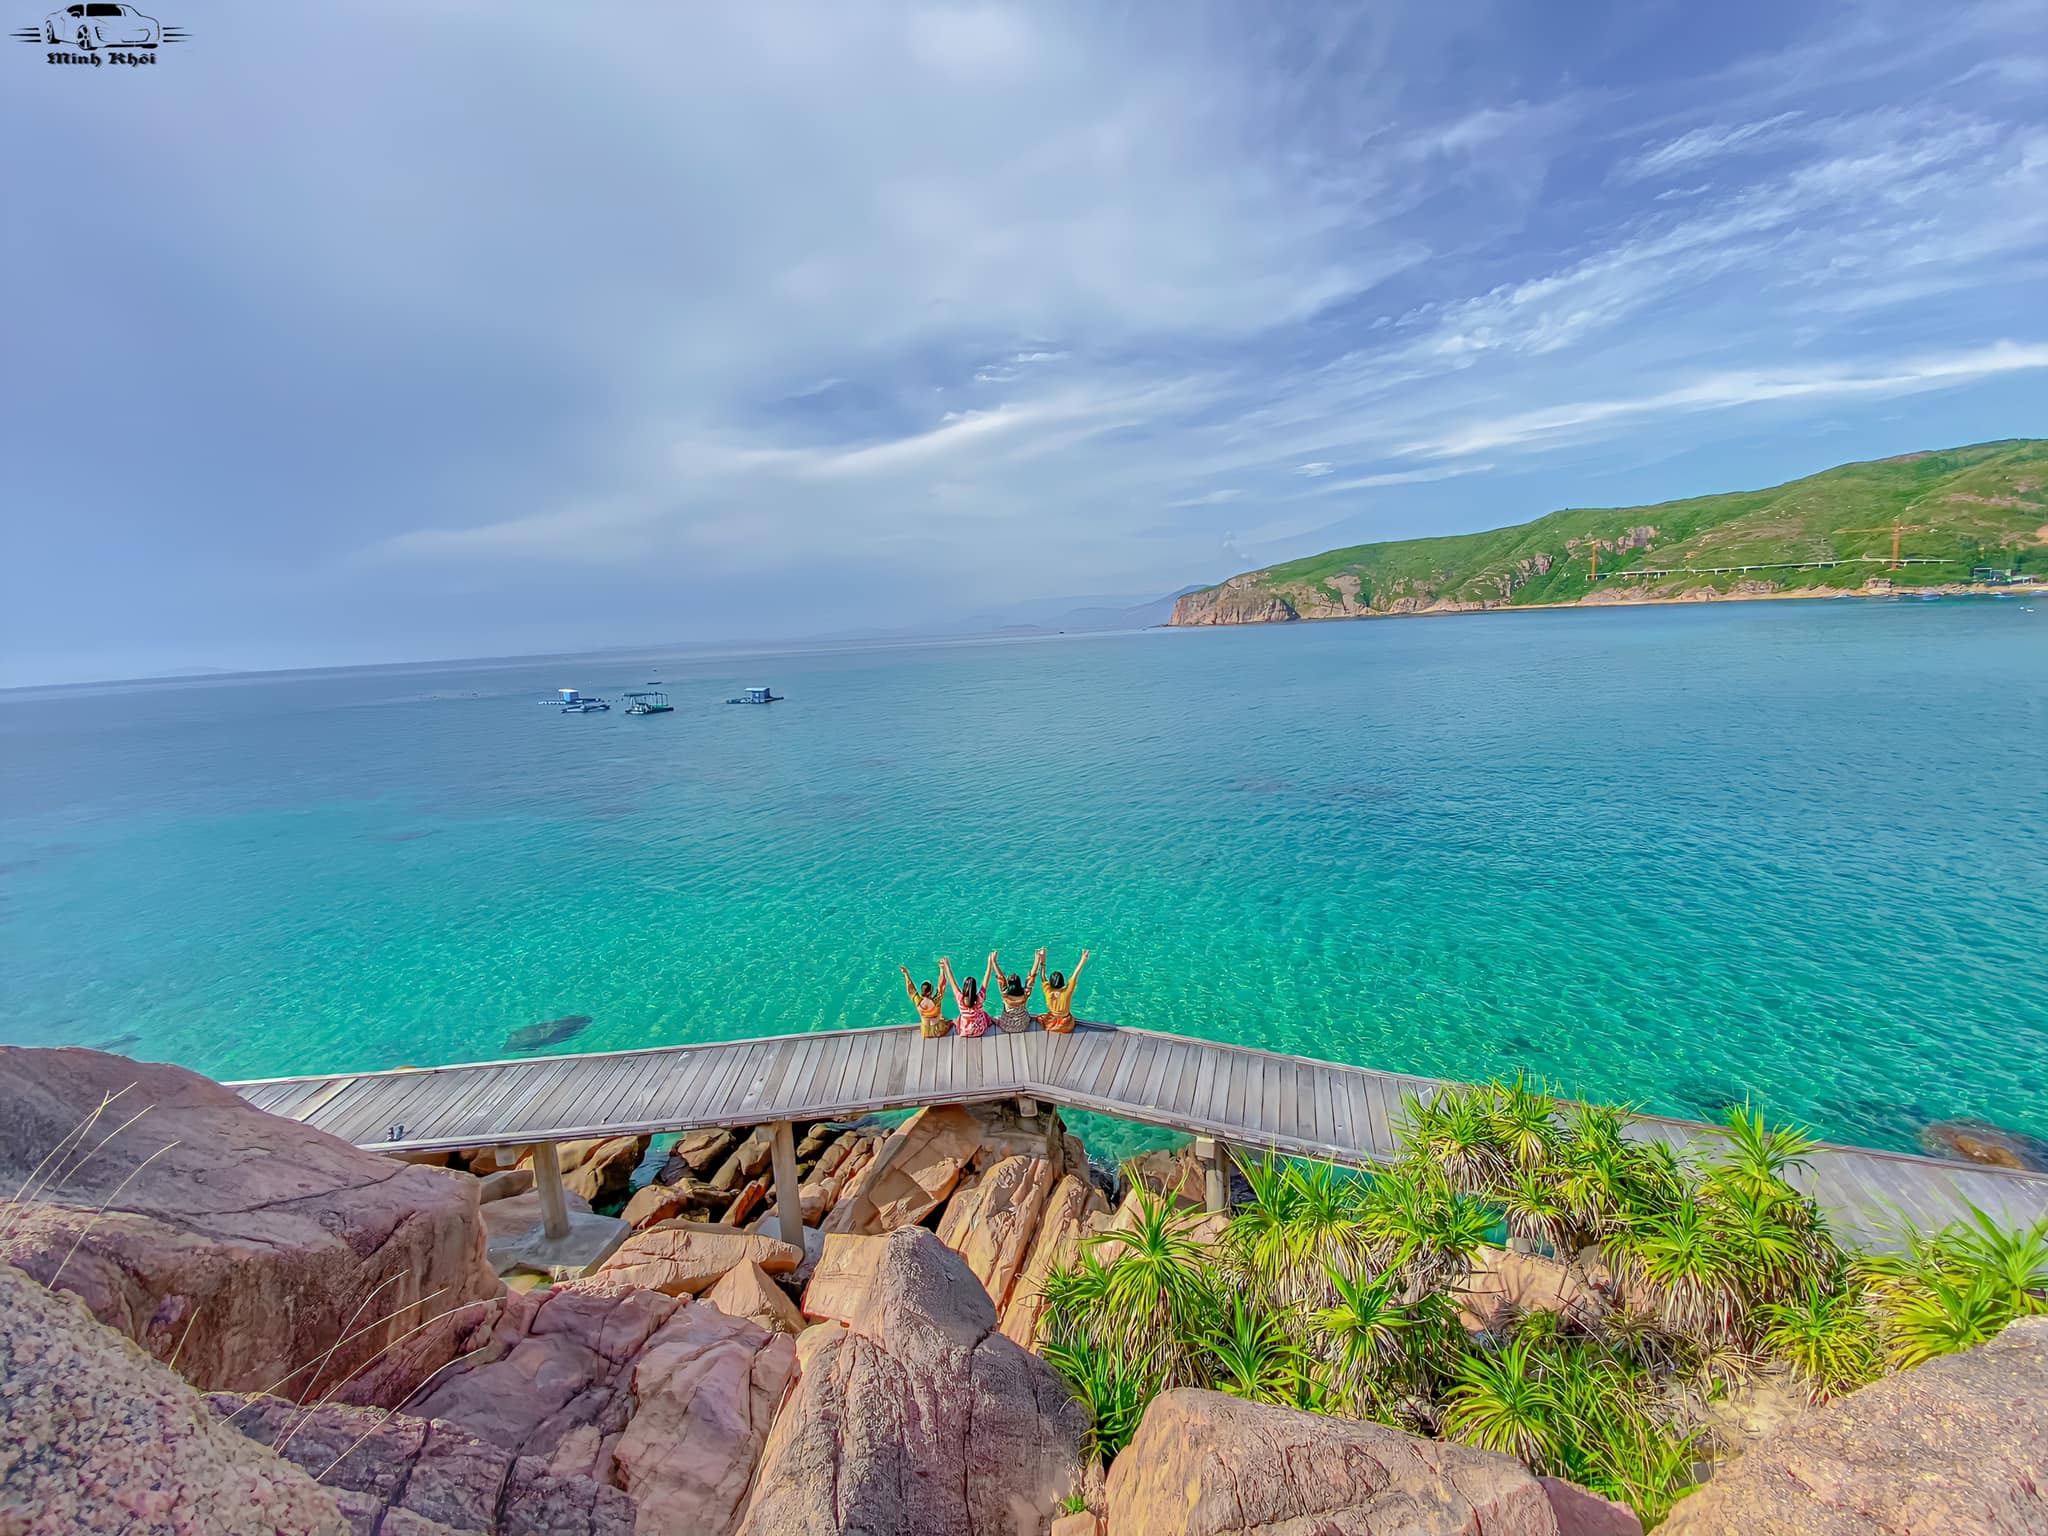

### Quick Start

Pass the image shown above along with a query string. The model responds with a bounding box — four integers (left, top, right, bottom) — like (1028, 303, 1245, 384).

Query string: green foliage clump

(1192, 438, 2048, 614)
(1032, 1077, 2048, 1528)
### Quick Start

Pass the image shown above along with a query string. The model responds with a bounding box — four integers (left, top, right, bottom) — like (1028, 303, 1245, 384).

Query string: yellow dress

(1039, 978, 1076, 1034)
(914, 991, 950, 1039)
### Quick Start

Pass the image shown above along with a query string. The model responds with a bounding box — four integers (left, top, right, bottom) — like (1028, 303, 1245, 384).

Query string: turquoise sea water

(3, 600, 2044, 1160)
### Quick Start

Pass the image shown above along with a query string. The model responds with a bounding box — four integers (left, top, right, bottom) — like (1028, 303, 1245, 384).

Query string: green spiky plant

(1036, 1079, 2045, 1531)
(1757, 1278, 1880, 1402)
(1205, 1293, 1307, 1406)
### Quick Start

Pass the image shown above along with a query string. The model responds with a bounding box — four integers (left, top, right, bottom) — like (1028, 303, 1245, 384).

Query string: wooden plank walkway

(231, 1022, 2048, 1252)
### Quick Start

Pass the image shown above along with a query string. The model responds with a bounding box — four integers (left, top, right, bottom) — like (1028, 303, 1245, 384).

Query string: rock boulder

(1106, 1388, 1563, 1536)
(0, 1259, 351, 1536)
(217, 1392, 635, 1536)
(703, 1259, 805, 1335)
(596, 1221, 803, 1296)
(821, 1106, 980, 1234)
(405, 1279, 796, 1536)
(999, 1173, 1112, 1348)
(0, 1048, 500, 1403)
(935, 1154, 1056, 1314)
(1659, 1316, 2048, 1535)
(737, 1228, 1086, 1536)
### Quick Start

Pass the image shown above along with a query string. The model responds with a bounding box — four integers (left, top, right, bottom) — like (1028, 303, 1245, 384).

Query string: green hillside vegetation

(1192, 440, 2048, 618)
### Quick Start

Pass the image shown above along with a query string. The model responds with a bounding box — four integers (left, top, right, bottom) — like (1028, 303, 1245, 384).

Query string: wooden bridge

(232, 1022, 2048, 1255)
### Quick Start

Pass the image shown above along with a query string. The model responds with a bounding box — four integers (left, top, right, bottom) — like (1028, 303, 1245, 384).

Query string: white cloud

(1296, 462, 1335, 477)
(1399, 342, 2048, 459)
(1616, 111, 1803, 183)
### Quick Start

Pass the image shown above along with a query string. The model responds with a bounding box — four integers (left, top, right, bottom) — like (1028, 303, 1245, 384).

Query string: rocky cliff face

(0, 1260, 355, 1536)
(1659, 1315, 2048, 1535)
(0, 1047, 501, 1404)
(1169, 576, 1298, 625)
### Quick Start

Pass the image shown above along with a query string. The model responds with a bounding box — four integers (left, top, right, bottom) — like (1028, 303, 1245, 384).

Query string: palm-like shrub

(1757, 1278, 1880, 1401)
(1082, 1189, 1220, 1386)
(1036, 1079, 2043, 1533)
(1859, 1205, 2048, 1368)
(1205, 1294, 1306, 1406)
(1038, 1327, 1158, 1461)
(1447, 1335, 1700, 1522)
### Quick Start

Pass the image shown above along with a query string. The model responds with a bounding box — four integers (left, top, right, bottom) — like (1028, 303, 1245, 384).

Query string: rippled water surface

(4, 601, 2044, 1157)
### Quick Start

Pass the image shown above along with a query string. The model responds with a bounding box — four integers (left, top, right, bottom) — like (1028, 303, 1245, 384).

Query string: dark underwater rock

(505, 1014, 593, 1053)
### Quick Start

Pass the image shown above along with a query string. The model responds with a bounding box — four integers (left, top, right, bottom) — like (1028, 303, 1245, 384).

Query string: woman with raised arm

(990, 947, 1044, 1034)
(900, 962, 950, 1039)
(1036, 946, 1090, 1034)
(940, 954, 994, 1039)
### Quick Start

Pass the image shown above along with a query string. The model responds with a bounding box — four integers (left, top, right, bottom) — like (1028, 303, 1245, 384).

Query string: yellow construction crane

(1834, 518, 1926, 569)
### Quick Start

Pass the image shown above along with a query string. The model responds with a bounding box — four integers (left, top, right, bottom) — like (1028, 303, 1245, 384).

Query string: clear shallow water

(3, 601, 2044, 1161)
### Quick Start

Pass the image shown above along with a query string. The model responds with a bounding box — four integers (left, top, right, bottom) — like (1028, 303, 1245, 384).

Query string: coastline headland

(1171, 439, 2048, 627)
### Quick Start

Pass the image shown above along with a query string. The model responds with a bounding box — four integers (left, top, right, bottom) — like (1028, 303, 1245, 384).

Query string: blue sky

(3, 0, 2045, 682)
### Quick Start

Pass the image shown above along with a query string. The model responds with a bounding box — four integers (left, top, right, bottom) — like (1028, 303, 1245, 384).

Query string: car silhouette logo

(46, 3, 156, 46)
(12, 2, 184, 50)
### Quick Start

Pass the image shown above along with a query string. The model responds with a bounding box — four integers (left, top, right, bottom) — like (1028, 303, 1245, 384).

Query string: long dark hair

(1002, 972, 1025, 999)
(960, 977, 980, 1006)
(919, 980, 935, 999)
(1049, 972, 1065, 991)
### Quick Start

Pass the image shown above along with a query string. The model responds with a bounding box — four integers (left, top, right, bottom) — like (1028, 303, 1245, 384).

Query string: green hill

(1170, 440, 2048, 624)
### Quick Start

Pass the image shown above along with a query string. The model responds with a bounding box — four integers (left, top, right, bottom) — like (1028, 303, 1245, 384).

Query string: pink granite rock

(596, 1220, 803, 1296)
(216, 1392, 635, 1536)
(821, 1106, 980, 1234)
(998, 1173, 1112, 1348)
(403, 1280, 795, 1536)
(736, 1227, 1085, 1536)
(1106, 1388, 1562, 1536)
(703, 1260, 805, 1335)
(1659, 1315, 2048, 1536)
(1541, 1477, 1644, 1536)
(1, 1259, 352, 1536)
(935, 1154, 1057, 1314)
(0, 1048, 500, 1404)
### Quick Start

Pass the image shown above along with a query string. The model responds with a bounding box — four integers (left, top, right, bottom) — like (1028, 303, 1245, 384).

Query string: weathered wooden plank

(577, 1055, 646, 1131)
(1224, 1053, 1250, 1126)
(1088, 1033, 1130, 1100)
(685, 1046, 748, 1122)
(436, 1064, 534, 1144)
(1324, 1067, 1349, 1149)
(699, 1044, 764, 1121)
(656, 1044, 728, 1123)
(853, 1032, 894, 1107)
(1173, 1042, 1206, 1115)
(1109, 1039, 1152, 1105)
(1140, 1040, 1175, 1107)
(1190, 1049, 1220, 1128)
(1258, 1055, 1284, 1141)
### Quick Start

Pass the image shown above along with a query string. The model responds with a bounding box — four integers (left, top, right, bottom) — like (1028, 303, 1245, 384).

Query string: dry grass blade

(46, 1139, 180, 1288)
(294, 1271, 407, 1408)
(169, 1303, 203, 1376)
(220, 1286, 454, 1424)
(284, 1294, 499, 1444)
(44, 1103, 157, 1204)
(312, 1339, 496, 1483)
(0, 1085, 137, 1238)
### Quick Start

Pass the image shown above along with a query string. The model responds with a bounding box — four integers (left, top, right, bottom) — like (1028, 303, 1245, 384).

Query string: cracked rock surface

(735, 1226, 1085, 1536)
(0, 1046, 500, 1402)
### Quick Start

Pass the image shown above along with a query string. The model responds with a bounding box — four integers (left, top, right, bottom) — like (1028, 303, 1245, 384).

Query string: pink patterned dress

(949, 980, 993, 1038)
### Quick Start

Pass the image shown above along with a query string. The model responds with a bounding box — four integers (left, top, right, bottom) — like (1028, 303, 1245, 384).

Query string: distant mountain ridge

(1171, 440, 2048, 626)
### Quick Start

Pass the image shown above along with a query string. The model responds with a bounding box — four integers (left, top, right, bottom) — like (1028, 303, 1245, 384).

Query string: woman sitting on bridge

(938, 955, 994, 1039)
(1036, 947, 1090, 1034)
(899, 963, 950, 1038)
(990, 949, 1044, 1034)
